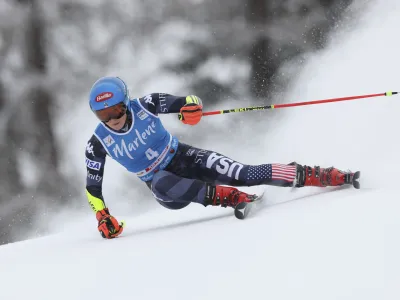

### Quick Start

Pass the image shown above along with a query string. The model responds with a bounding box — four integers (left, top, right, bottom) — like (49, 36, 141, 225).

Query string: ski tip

(352, 171, 360, 189)
(234, 202, 247, 220)
(234, 192, 265, 220)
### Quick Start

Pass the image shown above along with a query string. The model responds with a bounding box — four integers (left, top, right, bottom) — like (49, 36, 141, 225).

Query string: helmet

(89, 76, 130, 122)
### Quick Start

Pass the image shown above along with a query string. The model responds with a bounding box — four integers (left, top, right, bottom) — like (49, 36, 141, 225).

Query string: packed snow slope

(1, 0, 400, 299)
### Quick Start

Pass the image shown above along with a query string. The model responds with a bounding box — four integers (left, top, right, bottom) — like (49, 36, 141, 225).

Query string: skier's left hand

(178, 103, 203, 125)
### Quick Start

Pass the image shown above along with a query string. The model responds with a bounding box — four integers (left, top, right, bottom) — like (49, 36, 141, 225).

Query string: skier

(86, 76, 356, 239)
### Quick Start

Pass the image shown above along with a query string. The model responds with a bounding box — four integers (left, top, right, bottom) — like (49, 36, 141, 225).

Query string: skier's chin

(106, 116, 126, 130)
(111, 122, 122, 130)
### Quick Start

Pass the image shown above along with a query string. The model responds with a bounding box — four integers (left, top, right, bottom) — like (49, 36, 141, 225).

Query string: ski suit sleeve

(85, 135, 107, 213)
(138, 93, 203, 115)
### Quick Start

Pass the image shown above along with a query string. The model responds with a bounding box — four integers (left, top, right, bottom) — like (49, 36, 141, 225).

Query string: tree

(0, 0, 68, 244)
(246, 0, 273, 98)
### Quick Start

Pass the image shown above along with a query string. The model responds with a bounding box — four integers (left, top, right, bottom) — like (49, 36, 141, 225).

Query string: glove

(178, 103, 203, 125)
(96, 208, 124, 239)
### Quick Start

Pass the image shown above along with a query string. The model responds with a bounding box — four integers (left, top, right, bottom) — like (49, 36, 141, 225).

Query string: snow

(1, 0, 400, 299)
(0, 186, 399, 300)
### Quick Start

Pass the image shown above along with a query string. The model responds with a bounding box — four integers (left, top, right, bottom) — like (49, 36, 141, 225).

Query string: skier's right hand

(96, 208, 124, 239)
(178, 95, 203, 125)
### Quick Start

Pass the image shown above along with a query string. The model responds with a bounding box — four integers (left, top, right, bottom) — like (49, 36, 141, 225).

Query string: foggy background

(0, 0, 355, 245)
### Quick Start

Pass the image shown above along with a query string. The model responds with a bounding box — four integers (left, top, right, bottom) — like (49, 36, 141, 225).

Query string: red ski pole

(202, 91, 398, 116)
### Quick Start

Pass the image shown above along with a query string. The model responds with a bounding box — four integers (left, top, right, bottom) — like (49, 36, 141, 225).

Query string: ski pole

(202, 91, 398, 116)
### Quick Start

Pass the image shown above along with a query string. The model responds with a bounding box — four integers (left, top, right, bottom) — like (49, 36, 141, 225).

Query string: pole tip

(386, 91, 398, 96)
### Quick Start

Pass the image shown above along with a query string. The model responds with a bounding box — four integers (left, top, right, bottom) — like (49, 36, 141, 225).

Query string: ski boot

(204, 184, 258, 208)
(293, 163, 359, 188)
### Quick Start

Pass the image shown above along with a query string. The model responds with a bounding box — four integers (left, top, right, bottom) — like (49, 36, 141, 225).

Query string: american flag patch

(247, 164, 297, 183)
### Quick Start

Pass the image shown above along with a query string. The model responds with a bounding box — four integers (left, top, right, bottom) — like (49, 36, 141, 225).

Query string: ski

(234, 171, 360, 220)
(234, 191, 265, 220)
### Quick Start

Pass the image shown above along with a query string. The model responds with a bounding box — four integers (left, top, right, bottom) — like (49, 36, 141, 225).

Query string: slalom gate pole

(202, 91, 398, 117)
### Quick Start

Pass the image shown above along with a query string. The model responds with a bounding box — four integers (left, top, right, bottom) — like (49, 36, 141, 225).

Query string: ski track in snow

(1, 1, 400, 299)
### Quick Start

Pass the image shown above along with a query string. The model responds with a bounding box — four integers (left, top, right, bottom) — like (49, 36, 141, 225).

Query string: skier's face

(105, 112, 127, 130)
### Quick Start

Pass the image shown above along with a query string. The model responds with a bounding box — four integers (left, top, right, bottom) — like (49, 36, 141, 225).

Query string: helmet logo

(95, 92, 113, 102)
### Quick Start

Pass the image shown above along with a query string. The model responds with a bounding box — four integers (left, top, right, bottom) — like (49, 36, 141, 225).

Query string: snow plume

(262, 0, 400, 192)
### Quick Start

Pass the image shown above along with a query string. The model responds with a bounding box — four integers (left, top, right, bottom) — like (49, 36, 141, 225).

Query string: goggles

(94, 102, 127, 122)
